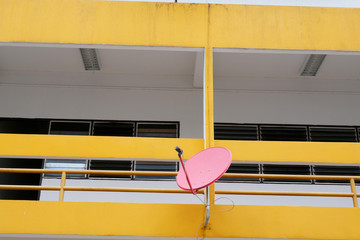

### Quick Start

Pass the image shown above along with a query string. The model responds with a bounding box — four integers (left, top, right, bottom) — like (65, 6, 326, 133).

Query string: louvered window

(214, 124, 258, 140)
(89, 160, 132, 179)
(134, 161, 177, 180)
(50, 121, 91, 136)
(0, 118, 49, 200)
(137, 123, 177, 138)
(0, 118, 49, 134)
(89, 122, 134, 178)
(136, 122, 178, 179)
(42, 120, 179, 180)
(45, 121, 91, 178)
(220, 163, 260, 182)
(262, 164, 311, 183)
(92, 122, 134, 137)
(314, 165, 360, 183)
(309, 127, 357, 142)
(260, 126, 307, 141)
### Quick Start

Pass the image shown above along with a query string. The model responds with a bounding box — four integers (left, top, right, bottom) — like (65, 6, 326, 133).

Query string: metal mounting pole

(204, 186, 210, 227)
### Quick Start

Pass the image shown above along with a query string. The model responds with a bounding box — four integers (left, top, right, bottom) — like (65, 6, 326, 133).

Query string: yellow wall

(1, 200, 360, 239)
(1, 134, 360, 164)
(0, 0, 208, 47)
(0, 134, 203, 160)
(210, 5, 360, 50)
(217, 140, 360, 164)
(1, 0, 360, 51)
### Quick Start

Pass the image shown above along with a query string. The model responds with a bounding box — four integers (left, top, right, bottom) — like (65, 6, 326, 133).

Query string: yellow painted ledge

(0, 0, 209, 47)
(0, 134, 203, 160)
(0, 200, 360, 239)
(1, 134, 360, 164)
(1, 0, 360, 50)
(217, 140, 360, 164)
(210, 5, 360, 50)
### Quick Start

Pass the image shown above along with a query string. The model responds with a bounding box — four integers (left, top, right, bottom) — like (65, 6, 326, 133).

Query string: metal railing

(0, 168, 358, 207)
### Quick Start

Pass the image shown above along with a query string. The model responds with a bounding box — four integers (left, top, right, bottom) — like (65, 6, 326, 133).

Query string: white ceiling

(214, 53, 306, 78)
(1, 45, 360, 92)
(0, 47, 83, 72)
(100, 49, 195, 75)
(214, 52, 360, 80)
(0, 46, 196, 76)
(316, 55, 360, 79)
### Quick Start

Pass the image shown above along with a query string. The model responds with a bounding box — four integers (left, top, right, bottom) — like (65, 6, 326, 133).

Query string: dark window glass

(260, 126, 307, 141)
(310, 127, 357, 142)
(93, 122, 134, 137)
(314, 165, 360, 184)
(0, 158, 43, 200)
(220, 163, 260, 182)
(137, 123, 177, 138)
(50, 122, 90, 135)
(89, 160, 132, 179)
(262, 164, 311, 183)
(0, 119, 49, 134)
(215, 124, 258, 140)
(134, 161, 176, 180)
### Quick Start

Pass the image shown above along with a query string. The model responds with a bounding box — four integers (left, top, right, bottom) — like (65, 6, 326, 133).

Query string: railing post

(350, 178, 358, 208)
(59, 171, 66, 201)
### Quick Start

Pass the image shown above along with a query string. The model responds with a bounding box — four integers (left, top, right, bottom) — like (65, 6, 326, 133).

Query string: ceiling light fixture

(80, 48, 100, 71)
(300, 54, 326, 76)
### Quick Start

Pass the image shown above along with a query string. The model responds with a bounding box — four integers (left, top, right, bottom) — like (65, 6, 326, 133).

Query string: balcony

(0, 134, 360, 239)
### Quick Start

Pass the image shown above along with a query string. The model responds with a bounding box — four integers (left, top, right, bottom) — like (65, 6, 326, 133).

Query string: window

(45, 121, 91, 178)
(89, 122, 135, 178)
(309, 126, 357, 142)
(215, 123, 360, 184)
(214, 124, 258, 140)
(41, 120, 179, 180)
(134, 122, 178, 180)
(0, 118, 50, 200)
(260, 125, 307, 141)
(314, 165, 360, 184)
(220, 163, 260, 182)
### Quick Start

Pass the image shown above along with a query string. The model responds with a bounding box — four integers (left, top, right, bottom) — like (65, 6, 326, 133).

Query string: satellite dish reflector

(176, 147, 232, 191)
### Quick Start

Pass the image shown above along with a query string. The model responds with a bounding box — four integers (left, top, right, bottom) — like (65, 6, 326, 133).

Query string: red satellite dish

(176, 147, 232, 192)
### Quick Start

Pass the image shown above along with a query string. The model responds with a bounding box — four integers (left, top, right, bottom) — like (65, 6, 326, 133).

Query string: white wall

(215, 91, 360, 125)
(0, 84, 203, 138)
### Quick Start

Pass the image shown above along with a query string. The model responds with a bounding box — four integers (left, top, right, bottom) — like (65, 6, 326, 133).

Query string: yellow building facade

(1, 0, 360, 239)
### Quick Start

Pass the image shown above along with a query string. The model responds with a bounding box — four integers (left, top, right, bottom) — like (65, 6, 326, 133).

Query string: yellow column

(205, 4, 215, 208)
(205, 46, 215, 204)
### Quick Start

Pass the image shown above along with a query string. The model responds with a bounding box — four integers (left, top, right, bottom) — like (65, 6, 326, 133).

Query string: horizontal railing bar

(1, 168, 359, 181)
(221, 173, 360, 181)
(64, 187, 204, 194)
(0, 184, 203, 194)
(0, 184, 357, 198)
(215, 190, 355, 197)
(0, 185, 61, 191)
(0, 168, 177, 176)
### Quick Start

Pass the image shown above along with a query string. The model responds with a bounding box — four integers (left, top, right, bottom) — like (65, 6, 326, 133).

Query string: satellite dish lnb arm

(175, 146, 183, 158)
(175, 146, 196, 194)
